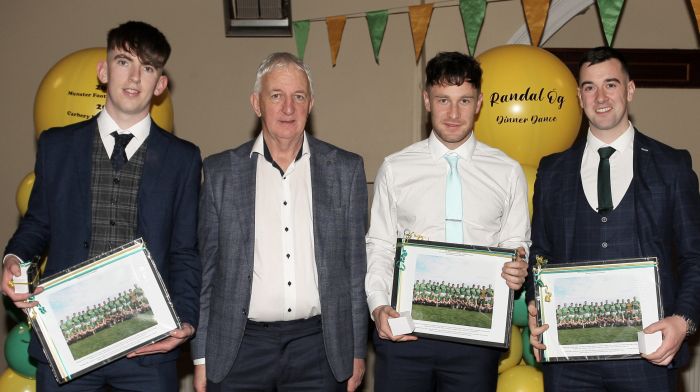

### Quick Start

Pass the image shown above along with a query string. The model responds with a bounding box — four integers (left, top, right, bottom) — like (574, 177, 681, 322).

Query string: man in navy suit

(2, 21, 201, 391)
(527, 46, 700, 391)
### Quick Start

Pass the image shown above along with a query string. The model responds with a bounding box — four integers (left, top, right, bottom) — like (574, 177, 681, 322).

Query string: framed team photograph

(27, 239, 181, 384)
(392, 239, 516, 348)
(534, 257, 662, 362)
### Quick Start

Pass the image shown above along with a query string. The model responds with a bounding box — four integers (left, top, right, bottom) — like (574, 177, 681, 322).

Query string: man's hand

(527, 300, 548, 362)
(642, 315, 687, 366)
(127, 323, 195, 358)
(372, 305, 417, 342)
(193, 364, 206, 392)
(1, 255, 42, 309)
(501, 247, 528, 290)
(346, 358, 365, 392)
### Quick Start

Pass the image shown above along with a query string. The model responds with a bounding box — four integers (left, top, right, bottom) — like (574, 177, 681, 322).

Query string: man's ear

(97, 60, 108, 84)
(153, 75, 168, 97)
(422, 90, 431, 112)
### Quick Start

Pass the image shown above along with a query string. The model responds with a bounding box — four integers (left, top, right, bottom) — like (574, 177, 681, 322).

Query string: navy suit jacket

(5, 116, 202, 364)
(527, 130, 700, 366)
(191, 135, 369, 383)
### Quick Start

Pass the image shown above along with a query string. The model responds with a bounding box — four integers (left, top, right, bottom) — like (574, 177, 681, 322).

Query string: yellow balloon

(0, 368, 36, 392)
(476, 45, 581, 167)
(497, 365, 544, 392)
(16, 172, 35, 217)
(498, 326, 523, 374)
(522, 165, 537, 219)
(34, 47, 173, 138)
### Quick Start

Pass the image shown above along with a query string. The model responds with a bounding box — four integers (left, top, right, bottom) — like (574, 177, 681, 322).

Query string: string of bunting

(292, 0, 700, 66)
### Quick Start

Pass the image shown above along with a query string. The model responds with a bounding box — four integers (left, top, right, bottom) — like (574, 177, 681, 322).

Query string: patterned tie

(444, 154, 463, 243)
(597, 146, 616, 214)
(111, 131, 134, 172)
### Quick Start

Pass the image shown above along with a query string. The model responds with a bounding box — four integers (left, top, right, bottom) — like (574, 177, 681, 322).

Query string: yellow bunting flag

(691, 0, 700, 34)
(408, 4, 434, 62)
(521, 0, 551, 47)
(326, 16, 347, 67)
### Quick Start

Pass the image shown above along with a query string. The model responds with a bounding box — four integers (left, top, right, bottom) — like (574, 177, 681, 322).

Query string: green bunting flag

(459, 0, 486, 56)
(293, 20, 310, 60)
(596, 0, 625, 46)
(366, 10, 389, 64)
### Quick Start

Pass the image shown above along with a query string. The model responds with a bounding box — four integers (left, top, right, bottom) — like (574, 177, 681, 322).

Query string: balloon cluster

(476, 45, 582, 391)
(4, 48, 173, 389)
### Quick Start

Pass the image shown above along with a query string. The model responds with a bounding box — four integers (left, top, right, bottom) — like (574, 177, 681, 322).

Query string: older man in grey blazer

(192, 52, 368, 392)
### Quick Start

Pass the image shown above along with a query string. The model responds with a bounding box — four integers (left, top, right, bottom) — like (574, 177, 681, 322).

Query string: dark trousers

(372, 330, 501, 392)
(542, 359, 678, 392)
(36, 357, 177, 392)
(208, 316, 345, 392)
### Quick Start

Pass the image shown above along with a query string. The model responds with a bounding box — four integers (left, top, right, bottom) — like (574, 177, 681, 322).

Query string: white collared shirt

(97, 110, 151, 159)
(248, 132, 321, 322)
(365, 132, 531, 313)
(580, 123, 635, 211)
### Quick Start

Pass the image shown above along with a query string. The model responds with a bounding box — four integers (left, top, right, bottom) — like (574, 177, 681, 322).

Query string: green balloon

(520, 326, 541, 369)
(4, 322, 37, 378)
(512, 290, 528, 327)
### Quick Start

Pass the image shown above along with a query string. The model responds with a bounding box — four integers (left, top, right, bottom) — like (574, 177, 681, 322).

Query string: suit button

(83, 241, 89, 248)
(241, 308, 246, 314)
(110, 220, 116, 226)
(113, 177, 120, 184)
(601, 242, 608, 248)
(601, 217, 608, 223)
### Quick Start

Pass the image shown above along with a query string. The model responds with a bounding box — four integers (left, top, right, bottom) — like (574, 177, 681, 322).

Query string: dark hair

(425, 52, 482, 91)
(107, 21, 171, 69)
(578, 46, 630, 79)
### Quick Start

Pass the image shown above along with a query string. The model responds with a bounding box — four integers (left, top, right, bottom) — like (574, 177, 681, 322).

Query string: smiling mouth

(123, 88, 140, 96)
(595, 107, 612, 113)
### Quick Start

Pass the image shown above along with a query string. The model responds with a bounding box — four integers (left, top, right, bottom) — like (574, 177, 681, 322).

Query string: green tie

(597, 146, 616, 214)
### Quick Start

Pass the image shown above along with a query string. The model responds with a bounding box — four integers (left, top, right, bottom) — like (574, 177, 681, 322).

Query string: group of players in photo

(555, 297, 642, 330)
(412, 279, 495, 313)
(59, 284, 153, 345)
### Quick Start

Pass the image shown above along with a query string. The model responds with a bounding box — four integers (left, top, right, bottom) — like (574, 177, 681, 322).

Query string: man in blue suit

(527, 46, 700, 391)
(2, 21, 201, 391)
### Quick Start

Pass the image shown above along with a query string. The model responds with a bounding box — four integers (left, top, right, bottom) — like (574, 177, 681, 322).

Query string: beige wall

(1, 0, 699, 389)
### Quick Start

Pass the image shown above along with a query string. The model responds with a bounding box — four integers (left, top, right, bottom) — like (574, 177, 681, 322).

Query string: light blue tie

(445, 154, 463, 243)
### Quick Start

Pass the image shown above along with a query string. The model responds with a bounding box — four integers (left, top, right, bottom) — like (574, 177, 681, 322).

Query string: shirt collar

(97, 110, 151, 143)
(428, 130, 476, 162)
(586, 121, 634, 154)
(251, 131, 310, 174)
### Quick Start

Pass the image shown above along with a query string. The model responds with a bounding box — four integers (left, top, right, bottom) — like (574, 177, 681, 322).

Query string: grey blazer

(191, 135, 368, 383)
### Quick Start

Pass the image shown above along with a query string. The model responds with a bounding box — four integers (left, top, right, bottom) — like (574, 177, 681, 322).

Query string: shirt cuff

(193, 358, 205, 365)
(367, 292, 391, 321)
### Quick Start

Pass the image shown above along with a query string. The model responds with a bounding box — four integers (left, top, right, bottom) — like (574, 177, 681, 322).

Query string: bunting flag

(366, 10, 389, 64)
(596, 0, 625, 46)
(459, 0, 486, 55)
(326, 16, 347, 66)
(408, 4, 434, 62)
(293, 20, 310, 60)
(690, 0, 700, 34)
(521, 0, 551, 47)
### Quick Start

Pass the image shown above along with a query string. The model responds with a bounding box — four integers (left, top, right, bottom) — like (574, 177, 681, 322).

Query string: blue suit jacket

(5, 116, 202, 364)
(191, 135, 369, 383)
(527, 130, 700, 366)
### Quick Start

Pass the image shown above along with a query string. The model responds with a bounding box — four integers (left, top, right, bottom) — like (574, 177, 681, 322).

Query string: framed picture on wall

(27, 239, 180, 384)
(392, 239, 516, 348)
(533, 257, 662, 362)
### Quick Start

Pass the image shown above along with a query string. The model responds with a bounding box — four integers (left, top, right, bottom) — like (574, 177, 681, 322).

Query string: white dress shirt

(97, 110, 151, 159)
(248, 132, 322, 322)
(580, 123, 634, 211)
(365, 131, 531, 314)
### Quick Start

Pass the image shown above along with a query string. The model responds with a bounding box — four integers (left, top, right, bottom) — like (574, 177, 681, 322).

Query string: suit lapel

(632, 130, 657, 256)
(137, 126, 171, 236)
(309, 136, 338, 289)
(75, 119, 98, 230)
(562, 140, 585, 259)
(234, 145, 257, 267)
